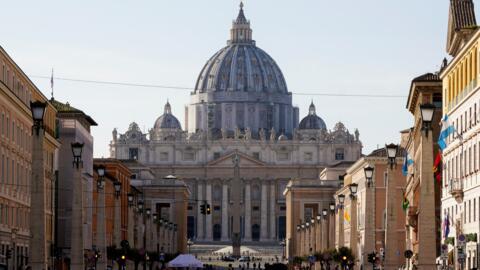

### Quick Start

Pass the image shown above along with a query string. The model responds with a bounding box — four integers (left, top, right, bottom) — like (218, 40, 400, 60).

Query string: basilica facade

(109, 4, 362, 243)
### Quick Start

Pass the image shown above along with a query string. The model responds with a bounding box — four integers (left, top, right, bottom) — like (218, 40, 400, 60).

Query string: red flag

(433, 152, 442, 184)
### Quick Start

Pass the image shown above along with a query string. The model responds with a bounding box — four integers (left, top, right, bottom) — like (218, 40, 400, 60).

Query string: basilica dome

(194, 4, 288, 94)
(154, 101, 181, 130)
(299, 102, 327, 130)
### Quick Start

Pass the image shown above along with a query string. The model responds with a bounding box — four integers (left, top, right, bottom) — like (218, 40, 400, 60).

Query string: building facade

(0, 46, 59, 270)
(440, 1, 480, 269)
(110, 4, 362, 244)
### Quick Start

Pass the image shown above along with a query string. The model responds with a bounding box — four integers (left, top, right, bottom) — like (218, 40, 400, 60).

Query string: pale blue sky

(0, 0, 466, 157)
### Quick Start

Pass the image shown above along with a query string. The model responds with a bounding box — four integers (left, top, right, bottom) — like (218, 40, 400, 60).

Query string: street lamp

(153, 213, 158, 222)
(329, 203, 336, 213)
(385, 143, 398, 169)
(138, 200, 144, 213)
(30, 101, 47, 135)
(146, 208, 152, 218)
(310, 218, 315, 225)
(297, 225, 301, 231)
(316, 214, 321, 223)
(419, 103, 435, 136)
(127, 193, 134, 207)
(96, 165, 106, 190)
(322, 209, 328, 218)
(71, 142, 84, 169)
(349, 183, 358, 199)
(338, 194, 345, 208)
(114, 181, 122, 198)
(364, 165, 374, 188)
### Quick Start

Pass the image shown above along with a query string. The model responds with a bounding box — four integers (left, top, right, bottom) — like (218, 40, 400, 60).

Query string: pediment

(208, 151, 266, 167)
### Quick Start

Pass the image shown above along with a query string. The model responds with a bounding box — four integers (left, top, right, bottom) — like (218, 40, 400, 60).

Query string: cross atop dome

(164, 100, 172, 114)
(309, 101, 316, 115)
(229, 1, 254, 45)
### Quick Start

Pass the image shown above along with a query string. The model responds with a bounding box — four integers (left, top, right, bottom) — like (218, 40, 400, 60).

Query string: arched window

(252, 185, 260, 200)
(213, 185, 222, 201)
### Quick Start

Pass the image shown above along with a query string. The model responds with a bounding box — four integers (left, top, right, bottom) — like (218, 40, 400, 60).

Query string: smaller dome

(299, 102, 327, 130)
(154, 101, 182, 130)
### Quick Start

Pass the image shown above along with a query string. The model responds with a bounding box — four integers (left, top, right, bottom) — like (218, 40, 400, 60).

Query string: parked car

(239, 256, 251, 262)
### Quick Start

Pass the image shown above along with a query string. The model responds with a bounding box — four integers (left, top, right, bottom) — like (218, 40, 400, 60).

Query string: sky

(0, 0, 464, 157)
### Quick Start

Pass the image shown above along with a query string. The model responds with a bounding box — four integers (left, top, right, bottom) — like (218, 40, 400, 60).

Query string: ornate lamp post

(71, 142, 85, 270)
(384, 143, 399, 270)
(95, 164, 107, 270)
(127, 193, 134, 207)
(29, 101, 49, 270)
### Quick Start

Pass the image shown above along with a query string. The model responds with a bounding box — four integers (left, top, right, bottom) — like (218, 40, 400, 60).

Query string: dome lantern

(229, 2, 254, 45)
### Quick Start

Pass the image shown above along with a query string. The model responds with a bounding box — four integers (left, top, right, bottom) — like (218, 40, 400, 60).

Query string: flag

(50, 68, 54, 99)
(402, 151, 414, 176)
(443, 213, 450, 238)
(402, 192, 409, 212)
(433, 152, 442, 184)
(344, 210, 350, 223)
(438, 115, 456, 151)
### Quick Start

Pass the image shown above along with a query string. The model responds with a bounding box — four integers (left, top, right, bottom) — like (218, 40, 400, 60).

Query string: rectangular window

(183, 152, 195, 161)
(469, 200, 472, 223)
(277, 152, 289, 161)
(335, 148, 345, 160)
(128, 148, 139, 160)
(474, 198, 476, 222)
(304, 152, 313, 161)
(159, 152, 169, 161)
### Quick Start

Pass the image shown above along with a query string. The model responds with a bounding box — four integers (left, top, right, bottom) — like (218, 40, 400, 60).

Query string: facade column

(260, 181, 268, 240)
(196, 182, 204, 240)
(29, 127, 48, 270)
(221, 182, 229, 241)
(97, 188, 107, 270)
(270, 182, 277, 240)
(244, 182, 252, 241)
(205, 182, 213, 241)
(384, 165, 398, 270)
(70, 165, 85, 270)
(417, 133, 437, 270)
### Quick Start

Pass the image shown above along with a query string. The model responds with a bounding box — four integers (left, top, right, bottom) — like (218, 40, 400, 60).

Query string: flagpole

(50, 68, 54, 99)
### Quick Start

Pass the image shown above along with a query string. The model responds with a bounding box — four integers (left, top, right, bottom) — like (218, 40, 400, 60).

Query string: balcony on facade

(448, 178, 464, 202)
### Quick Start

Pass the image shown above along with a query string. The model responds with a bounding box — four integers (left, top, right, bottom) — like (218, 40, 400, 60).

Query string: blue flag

(402, 152, 414, 176)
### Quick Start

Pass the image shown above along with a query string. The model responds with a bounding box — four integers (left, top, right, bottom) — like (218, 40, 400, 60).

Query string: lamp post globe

(30, 101, 47, 135)
(385, 143, 398, 169)
(316, 214, 321, 223)
(71, 142, 84, 168)
(96, 165, 106, 189)
(329, 202, 336, 213)
(127, 193, 134, 207)
(419, 103, 435, 130)
(349, 183, 358, 197)
(146, 208, 152, 217)
(114, 181, 122, 198)
(322, 209, 328, 217)
(364, 165, 374, 187)
(138, 200, 144, 212)
(338, 194, 346, 207)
